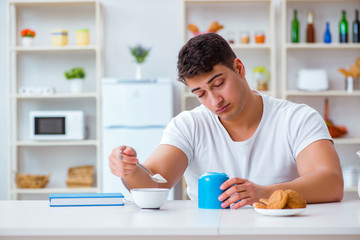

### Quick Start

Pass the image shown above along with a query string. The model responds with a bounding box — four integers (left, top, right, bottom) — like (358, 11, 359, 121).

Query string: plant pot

(135, 64, 142, 80)
(69, 79, 84, 93)
(22, 37, 33, 47)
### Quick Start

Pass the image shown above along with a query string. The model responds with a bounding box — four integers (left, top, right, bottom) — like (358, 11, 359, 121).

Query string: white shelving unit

(180, 0, 276, 199)
(281, 0, 360, 192)
(7, 0, 103, 199)
(181, 0, 276, 111)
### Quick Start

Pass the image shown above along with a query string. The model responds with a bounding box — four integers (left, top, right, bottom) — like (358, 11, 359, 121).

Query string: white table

(0, 200, 359, 240)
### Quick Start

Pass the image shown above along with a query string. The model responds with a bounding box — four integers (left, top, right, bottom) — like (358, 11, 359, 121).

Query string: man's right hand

(108, 145, 139, 179)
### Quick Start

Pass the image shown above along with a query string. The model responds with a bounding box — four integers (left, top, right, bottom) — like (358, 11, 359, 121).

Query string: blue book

(49, 193, 124, 207)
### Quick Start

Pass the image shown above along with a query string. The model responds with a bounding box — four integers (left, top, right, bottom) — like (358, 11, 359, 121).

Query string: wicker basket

(66, 165, 94, 188)
(15, 173, 50, 188)
(66, 176, 94, 188)
(68, 165, 94, 177)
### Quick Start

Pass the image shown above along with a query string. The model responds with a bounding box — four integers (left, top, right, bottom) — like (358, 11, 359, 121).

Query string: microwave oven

(30, 111, 85, 140)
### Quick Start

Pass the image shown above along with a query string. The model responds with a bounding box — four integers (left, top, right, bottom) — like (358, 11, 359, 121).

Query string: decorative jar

(76, 29, 90, 45)
(255, 31, 266, 44)
(253, 66, 270, 91)
(52, 29, 68, 46)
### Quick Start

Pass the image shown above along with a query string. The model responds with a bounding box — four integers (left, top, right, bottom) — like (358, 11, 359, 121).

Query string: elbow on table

(333, 186, 344, 202)
(331, 175, 344, 202)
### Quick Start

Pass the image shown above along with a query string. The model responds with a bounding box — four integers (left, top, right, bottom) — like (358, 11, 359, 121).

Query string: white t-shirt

(160, 93, 332, 200)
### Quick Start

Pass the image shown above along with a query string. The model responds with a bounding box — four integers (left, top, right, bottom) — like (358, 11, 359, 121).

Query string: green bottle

(339, 10, 348, 43)
(291, 10, 300, 43)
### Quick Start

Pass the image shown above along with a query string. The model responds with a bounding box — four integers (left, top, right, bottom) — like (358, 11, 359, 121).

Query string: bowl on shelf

(15, 173, 50, 188)
(130, 188, 169, 209)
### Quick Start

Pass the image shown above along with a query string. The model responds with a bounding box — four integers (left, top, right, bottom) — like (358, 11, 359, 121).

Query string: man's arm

(219, 139, 344, 209)
(109, 144, 188, 191)
(274, 139, 344, 203)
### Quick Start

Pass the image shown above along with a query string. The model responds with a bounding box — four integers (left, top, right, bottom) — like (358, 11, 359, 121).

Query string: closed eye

(197, 92, 205, 98)
(214, 81, 223, 87)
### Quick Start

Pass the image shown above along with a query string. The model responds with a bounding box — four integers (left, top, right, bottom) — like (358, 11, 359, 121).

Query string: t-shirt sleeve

(288, 104, 332, 159)
(159, 111, 195, 164)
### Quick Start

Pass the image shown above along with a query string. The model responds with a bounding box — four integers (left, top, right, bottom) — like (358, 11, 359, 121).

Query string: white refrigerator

(101, 78, 173, 200)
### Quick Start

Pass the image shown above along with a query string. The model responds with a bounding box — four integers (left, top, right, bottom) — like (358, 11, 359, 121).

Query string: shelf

(184, 0, 272, 4)
(333, 138, 360, 145)
(9, 0, 98, 6)
(286, 90, 360, 97)
(231, 43, 272, 50)
(12, 93, 99, 99)
(10, 45, 98, 52)
(344, 186, 358, 193)
(11, 187, 99, 194)
(285, 43, 360, 49)
(286, 0, 359, 3)
(13, 140, 99, 147)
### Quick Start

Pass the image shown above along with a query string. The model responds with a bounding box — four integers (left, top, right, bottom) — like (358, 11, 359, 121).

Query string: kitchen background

(0, 0, 359, 200)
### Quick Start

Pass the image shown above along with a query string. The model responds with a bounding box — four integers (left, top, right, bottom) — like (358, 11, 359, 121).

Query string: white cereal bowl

(130, 188, 169, 209)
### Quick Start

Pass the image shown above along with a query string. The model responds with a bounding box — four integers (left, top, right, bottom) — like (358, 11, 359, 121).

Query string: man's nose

(210, 92, 223, 106)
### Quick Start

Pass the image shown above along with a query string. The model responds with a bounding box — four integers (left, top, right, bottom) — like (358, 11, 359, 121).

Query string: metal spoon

(119, 151, 167, 183)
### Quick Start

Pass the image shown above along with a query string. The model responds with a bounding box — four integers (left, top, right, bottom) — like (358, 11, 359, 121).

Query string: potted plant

(129, 44, 151, 79)
(64, 67, 86, 93)
(21, 29, 36, 47)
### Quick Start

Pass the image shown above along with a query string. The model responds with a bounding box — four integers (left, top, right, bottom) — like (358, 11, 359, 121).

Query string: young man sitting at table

(108, 33, 344, 209)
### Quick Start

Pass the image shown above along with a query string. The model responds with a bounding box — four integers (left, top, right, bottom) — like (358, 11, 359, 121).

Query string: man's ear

(233, 58, 246, 77)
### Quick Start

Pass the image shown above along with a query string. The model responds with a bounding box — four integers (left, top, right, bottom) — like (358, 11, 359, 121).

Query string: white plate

(254, 207, 306, 216)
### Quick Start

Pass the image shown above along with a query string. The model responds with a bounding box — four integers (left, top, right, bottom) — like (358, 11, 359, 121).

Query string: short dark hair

(177, 33, 237, 84)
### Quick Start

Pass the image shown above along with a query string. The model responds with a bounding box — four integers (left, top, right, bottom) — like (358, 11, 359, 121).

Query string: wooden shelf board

(12, 93, 98, 99)
(286, 90, 360, 97)
(13, 140, 99, 147)
(344, 187, 358, 193)
(286, 0, 359, 3)
(231, 43, 272, 50)
(184, 0, 271, 4)
(10, 45, 98, 52)
(9, 0, 97, 7)
(285, 43, 360, 49)
(12, 187, 99, 194)
(333, 138, 360, 144)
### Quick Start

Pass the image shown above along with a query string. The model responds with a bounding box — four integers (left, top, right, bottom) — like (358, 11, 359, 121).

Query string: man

(109, 33, 343, 209)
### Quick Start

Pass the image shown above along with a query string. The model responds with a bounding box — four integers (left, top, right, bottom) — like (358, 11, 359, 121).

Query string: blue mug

(198, 172, 229, 209)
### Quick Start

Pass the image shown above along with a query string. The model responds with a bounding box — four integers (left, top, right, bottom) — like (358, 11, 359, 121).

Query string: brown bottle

(306, 11, 315, 43)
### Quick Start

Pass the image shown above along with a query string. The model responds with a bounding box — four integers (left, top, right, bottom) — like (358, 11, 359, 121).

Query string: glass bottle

(306, 11, 315, 43)
(353, 9, 360, 43)
(339, 10, 348, 43)
(324, 22, 332, 43)
(291, 10, 300, 43)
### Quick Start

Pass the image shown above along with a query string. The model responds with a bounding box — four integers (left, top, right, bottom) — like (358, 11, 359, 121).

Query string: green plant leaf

(129, 44, 151, 64)
(64, 67, 86, 80)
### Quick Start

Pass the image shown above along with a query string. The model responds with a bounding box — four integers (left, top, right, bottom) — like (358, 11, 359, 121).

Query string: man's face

(186, 60, 249, 122)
